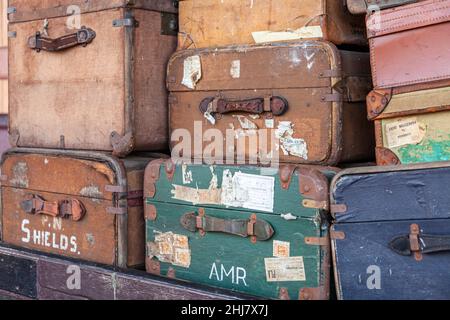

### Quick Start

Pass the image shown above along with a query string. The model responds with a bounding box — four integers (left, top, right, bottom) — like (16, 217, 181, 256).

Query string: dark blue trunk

(331, 164, 450, 300)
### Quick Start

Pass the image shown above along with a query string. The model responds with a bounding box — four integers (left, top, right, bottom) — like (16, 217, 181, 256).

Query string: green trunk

(381, 112, 450, 164)
(145, 162, 336, 300)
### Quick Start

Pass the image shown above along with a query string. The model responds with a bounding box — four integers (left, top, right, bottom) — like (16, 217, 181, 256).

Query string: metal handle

(28, 26, 96, 52)
(199, 96, 288, 117)
(389, 224, 450, 261)
(21, 194, 86, 222)
(180, 210, 274, 242)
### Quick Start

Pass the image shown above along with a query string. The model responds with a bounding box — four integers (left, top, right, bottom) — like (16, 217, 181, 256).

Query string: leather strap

(180, 212, 274, 241)
(28, 27, 96, 52)
(21, 195, 86, 222)
(199, 96, 288, 117)
(389, 224, 450, 259)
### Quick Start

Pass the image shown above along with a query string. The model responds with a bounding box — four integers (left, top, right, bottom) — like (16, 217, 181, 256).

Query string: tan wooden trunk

(7, 1, 178, 156)
(0, 148, 157, 268)
(177, 0, 367, 49)
(168, 41, 374, 165)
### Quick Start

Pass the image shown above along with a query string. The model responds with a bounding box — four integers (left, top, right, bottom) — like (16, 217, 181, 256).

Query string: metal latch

(112, 18, 139, 28)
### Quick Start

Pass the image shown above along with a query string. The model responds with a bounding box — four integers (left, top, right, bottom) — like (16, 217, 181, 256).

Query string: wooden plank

(37, 259, 116, 300)
(0, 245, 249, 300)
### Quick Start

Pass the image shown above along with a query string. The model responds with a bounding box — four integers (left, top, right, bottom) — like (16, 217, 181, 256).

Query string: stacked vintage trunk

(332, 0, 450, 300)
(143, 0, 375, 300)
(2, 0, 178, 268)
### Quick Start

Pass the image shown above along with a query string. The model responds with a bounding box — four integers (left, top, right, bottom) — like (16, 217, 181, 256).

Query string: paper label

(273, 241, 290, 258)
(230, 60, 241, 79)
(182, 164, 193, 184)
(182, 55, 202, 89)
(265, 257, 306, 282)
(385, 117, 426, 148)
(149, 232, 191, 268)
(221, 171, 275, 213)
(252, 26, 324, 44)
(265, 119, 275, 129)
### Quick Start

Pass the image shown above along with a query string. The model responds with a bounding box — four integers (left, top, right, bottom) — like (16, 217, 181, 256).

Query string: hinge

(330, 204, 348, 215)
(330, 230, 346, 240)
(321, 93, 343, 102)
(161, 12, 178, 36)
(302, 199, 329, 210)
(106, 207, 127, 215)
(7, 7, 16, 15)
(113, 18, 139, 28)
(105, 185, 127, 193)
(145, 203, 157, 221)
(319, 69, 343, 78)
(304, 237, 329, 246)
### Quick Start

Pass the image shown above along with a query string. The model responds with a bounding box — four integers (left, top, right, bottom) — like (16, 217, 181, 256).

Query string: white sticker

(275, 122, 309, 160)
(182, 55, 202, 89)
(221, 170, 275, 213)
(265, 257, 306, 282)
(230, 60, 241, 79)
(273, 241, 290, 258)
(182, 164, 193, 184)
(265, 119, 275, 129)
(385, 117, 427, 148)
(204, 111, 216, 125)
(252, 26, 324, 44)
(234, 115, 258, 130)
(280, 137, 309, 160)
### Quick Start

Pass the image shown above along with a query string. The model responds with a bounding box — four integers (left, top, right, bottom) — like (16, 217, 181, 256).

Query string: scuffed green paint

(397, 138, 450, 164)
(145, 163, 336, 300)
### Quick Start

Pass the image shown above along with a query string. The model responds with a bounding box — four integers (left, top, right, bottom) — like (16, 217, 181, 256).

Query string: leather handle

(21, 195, 86, 222)
(28, 26, 96, 52)
(389, 224, 450, 260)
(180, 210, 275, 242)
(199, 96, 288, 117)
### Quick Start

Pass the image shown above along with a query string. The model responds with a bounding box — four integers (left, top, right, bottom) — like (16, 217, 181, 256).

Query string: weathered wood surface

(0, 245, 250, 300)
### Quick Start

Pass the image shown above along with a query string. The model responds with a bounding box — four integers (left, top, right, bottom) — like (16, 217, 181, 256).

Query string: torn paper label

(275, 121, 294, 139)
(172, 167, 220, 205)
(182, 164, 193, 184)
(234, 115, 258, 130)
(204, 111, 216, 125)
(385, 117, 427, 148)
(281, 213, 298, 221)
(280, 137, 309, 160)
(230, 60, 241, 79)
(149, 232, 191, 268)
(275, 122, 309, 160)
(182, 55, 202, 89)
(221, 170, 275, 213)
(171, 185, 221, 205)
(273, 241, 290, 258)
(252, 26, 323, 44)
(265, 257, 306, 282)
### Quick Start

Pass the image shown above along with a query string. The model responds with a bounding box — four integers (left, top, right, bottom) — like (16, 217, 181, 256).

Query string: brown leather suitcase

(345, 0, 419, 15)
(177, 0, 367, 49)
(0, 148, 160, 268)
(366, 0, 450, 100)
(168, 41, 374, 165)
(7, 1, 178, 156)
